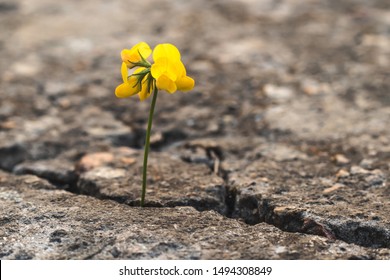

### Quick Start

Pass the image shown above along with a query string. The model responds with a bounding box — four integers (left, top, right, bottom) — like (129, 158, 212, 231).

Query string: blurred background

(0, 0, 389, 169)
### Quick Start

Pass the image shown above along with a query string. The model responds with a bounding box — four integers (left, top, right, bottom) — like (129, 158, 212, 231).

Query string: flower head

(115, 42, 194, 101)
(113, 42, 196, 207)
(151, 44, 195, 94)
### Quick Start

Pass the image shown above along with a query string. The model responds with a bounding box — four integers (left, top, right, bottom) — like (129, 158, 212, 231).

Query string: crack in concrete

(174, 146, 390, 249)
(1, 150, 389, 250)
(227, 187, 390, 249)
(183, 144, 390, 249)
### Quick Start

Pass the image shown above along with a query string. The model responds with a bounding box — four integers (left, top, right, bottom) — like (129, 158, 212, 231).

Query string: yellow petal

(121, 42, 152, 68)
(121, 50, 137, 68)
(150, 59, 165, 79)
(121, 62, 128, 83)
(156, 75, 177, 94)
(150, 57, 177, 81)
(133, 67, 147, 75)
(176, 76, 195, 91)
(174, 60, 186, 78)
(153, 43, 181, 63)
(134, 42, 152, 60)
(138, 80, 153, 101)
(115, 82, 138, 98)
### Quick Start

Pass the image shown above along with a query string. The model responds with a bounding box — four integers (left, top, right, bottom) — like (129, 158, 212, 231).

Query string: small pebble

(360, 159, 374, 169)
(336, 169, 350, 178)
(323, 183, 344, 194)
(263, 84, 294, 101)
(350, 166, 370, 175)
(333, 154, 350, 165)
(76, 152, 114, 171)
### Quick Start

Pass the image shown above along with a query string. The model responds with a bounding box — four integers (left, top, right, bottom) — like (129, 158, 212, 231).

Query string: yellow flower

(121, 42, 152, 69)
(115, 62, 153, 101)
(151, 43, 195, 94)
(114, 42, 196, 207)
(115, 42, 194, 101)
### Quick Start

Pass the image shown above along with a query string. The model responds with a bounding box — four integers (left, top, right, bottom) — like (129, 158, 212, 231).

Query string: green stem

(141, 86, 159, 207)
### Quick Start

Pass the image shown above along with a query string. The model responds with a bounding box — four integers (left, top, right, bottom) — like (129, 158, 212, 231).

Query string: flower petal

(173, 60, 186, 78)
(151, 57, 178, 81)
(156, 75, 177, 94)
(150, 58, 165, 79)
(135, 42, 152, 60)
(115, 82, 138, 98)
(121, 62, 128, 83)
(121, 42, 152, 68)
(138, 80, 153, 101)
(121, 50, 137, 68)
(176, 76, 195, 91)
(153, 43, 181, 62)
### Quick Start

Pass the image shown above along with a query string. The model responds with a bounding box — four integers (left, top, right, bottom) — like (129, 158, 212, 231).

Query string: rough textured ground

(0, 0, 389, 259)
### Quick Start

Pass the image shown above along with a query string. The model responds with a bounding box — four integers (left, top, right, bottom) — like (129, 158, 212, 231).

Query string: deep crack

(227, 187, 390, 249)
(1, 152, 389, 250)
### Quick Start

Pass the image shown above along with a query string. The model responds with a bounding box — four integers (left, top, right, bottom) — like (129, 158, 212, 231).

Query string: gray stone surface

(76, 148, 226, 210)
(0, 174, 388, 259)
(0, 0, 389, 259)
